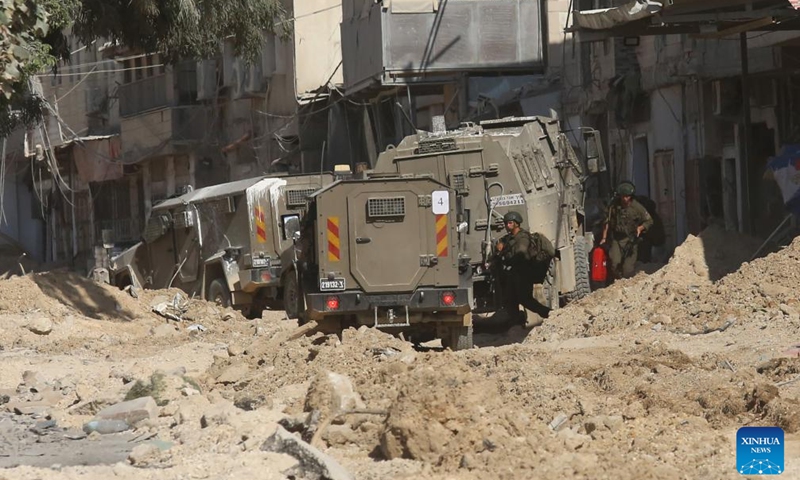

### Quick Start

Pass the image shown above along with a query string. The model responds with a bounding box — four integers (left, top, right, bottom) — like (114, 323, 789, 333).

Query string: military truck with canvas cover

(294, 177, 473, 350)
(373, 116, 602, 314)
(108, 173, 335, 316)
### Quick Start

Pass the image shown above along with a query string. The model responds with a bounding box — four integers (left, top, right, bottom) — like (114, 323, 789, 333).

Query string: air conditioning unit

(196, 59, 218, 101)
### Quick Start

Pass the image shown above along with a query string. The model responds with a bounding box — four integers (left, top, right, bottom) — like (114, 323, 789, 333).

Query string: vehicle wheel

(442, 325, 473, 351)
(208, 278, 231, 308)
(283, 271, 303, 320)
(566, 236, 592, 303)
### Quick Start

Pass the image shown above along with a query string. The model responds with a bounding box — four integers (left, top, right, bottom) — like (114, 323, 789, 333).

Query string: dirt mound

(654, 224, 762, 285)
(538, 230, 800, 340)
(0, 270, 141, 321)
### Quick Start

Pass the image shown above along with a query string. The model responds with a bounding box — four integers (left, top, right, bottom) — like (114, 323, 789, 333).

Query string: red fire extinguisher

(591, 245, 608, 283)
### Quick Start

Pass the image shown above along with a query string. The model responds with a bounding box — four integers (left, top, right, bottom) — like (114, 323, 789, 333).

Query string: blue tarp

(767, 144, 800, 216)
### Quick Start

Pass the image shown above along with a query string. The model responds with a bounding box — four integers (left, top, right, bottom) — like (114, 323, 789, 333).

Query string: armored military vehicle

(108, 173, 336, 317)
(292, 176, 473, 350)
(373, 116, 604, 314)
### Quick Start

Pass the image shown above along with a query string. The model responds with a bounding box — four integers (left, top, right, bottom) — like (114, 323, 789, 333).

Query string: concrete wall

(294, 0, 343, 95)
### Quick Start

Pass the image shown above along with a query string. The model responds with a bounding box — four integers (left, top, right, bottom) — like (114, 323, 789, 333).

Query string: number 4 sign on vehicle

(432, 190, 450, 214)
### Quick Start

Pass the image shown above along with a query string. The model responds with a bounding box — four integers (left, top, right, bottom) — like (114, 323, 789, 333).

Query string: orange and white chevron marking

(436, 214, 448, 257)
(327, 216, 340, 262)
(255, 206, 267, 243)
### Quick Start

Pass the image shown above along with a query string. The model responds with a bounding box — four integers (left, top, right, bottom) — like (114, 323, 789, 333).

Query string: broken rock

(306, 372, 365, 417)
(128, 443, 160, 465)
(215, 363, 250, 385)
(25, 317, 53, 335)
(261, 425, 354, 480)
(96, 396, 159, 426)
(227, 344, 244, 357)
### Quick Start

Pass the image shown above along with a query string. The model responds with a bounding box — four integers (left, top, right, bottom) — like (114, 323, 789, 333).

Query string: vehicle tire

(542, 259, 560, 310)
(442, 325, 473, 351)
(209, 278, 232, 308)
(283, 271, 302, 320)
(566, 235, 591, 303)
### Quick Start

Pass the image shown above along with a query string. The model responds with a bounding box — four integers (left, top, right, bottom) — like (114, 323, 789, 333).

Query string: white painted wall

(294, 0, 343, 95)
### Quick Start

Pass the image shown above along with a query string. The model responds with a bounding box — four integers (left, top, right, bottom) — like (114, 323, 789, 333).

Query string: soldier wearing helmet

(494, 211, 553, 325)
(600, 181, 654, 280)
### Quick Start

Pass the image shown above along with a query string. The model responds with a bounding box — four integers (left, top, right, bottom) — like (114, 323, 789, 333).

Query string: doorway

(632, 136, 650, 197)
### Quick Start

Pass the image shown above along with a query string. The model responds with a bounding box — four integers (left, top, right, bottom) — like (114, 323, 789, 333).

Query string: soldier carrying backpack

(494, 211, 555, 326)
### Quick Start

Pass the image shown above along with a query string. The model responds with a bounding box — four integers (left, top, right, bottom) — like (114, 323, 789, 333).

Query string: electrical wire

(36, 64, 165, 78)
(55, 65, 98, 102)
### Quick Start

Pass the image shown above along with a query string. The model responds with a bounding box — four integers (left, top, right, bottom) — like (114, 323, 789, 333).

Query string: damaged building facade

(5, 0, 799, 270)
(2, 0, 344, 269)
(562, 0, 800, 256)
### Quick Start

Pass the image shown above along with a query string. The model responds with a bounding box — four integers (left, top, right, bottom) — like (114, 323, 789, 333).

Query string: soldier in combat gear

(495, 211, 554, 325)
(600, 181, 654, 280)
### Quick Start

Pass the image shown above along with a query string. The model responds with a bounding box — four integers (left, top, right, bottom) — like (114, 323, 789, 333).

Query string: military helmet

(616, 181, 636, 196)
(503, 211, 523, 225)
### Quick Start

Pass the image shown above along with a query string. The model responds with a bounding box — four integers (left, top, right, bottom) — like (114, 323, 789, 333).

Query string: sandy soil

(0, 225, 799, 479)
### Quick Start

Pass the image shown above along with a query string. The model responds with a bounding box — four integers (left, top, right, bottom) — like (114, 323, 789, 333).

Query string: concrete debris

(548, 412, 568, 431)
(83, 419, 131, 435)
(326, 372, 365, 415)
(128, 443, 161, 466)
(123, 284, 139, 298)
(186, 323, 207, 333)
(25, 317, 53, 335)
(261, 425, 355, 480)
(95, 396, 159, 426)
(215, 363, 250, 385)
(227, 343, 244, 357)
(152, 293, 189, 321)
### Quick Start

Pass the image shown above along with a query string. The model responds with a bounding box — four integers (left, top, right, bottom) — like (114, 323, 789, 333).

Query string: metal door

(348, 189, 427, 293)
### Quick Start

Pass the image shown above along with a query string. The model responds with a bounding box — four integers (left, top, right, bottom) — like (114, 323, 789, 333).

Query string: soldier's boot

(489, 307, 520, 324)
(522, 309, 545, 329)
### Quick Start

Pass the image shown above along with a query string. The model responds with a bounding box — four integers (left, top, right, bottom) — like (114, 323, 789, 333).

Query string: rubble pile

(0, 225, 798, 479)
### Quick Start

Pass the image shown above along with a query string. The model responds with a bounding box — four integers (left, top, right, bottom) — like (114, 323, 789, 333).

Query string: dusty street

(0, 225, 799, 479)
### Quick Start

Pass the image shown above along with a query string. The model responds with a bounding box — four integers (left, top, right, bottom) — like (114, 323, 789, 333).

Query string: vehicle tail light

(326, 296, 340, 310)
(261, 271, 272, 282)
(441, 291, 456, 306)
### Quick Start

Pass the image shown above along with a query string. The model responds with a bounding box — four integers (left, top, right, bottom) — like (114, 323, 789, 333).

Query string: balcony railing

(118, 75, 168, 117)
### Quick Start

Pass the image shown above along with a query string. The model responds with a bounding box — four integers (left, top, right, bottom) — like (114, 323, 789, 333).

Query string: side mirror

(584, 130, 607, 174)
(292, 231, 301, 243)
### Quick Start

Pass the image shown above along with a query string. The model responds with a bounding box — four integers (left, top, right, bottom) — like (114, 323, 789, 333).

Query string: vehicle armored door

(172, 207, 201, 284)
(347, 188, 427, 293)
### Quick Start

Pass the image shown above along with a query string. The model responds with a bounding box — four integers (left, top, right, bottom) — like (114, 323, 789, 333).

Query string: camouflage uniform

(606, 199, 654, 279)
(497, 229, 552, 319)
